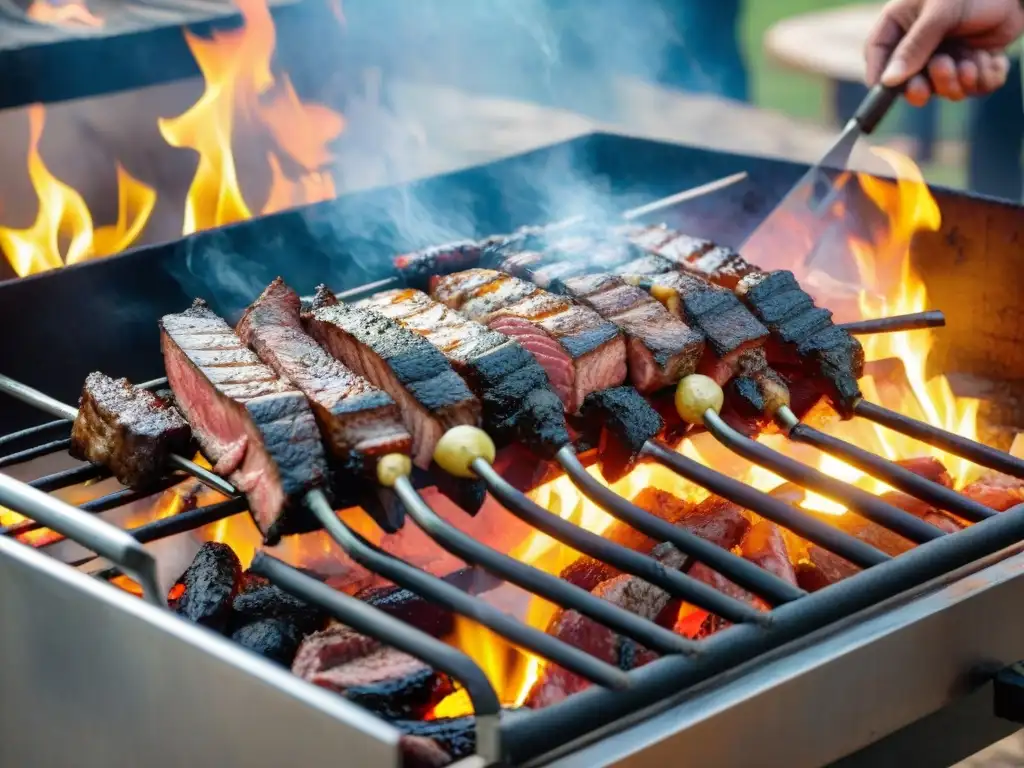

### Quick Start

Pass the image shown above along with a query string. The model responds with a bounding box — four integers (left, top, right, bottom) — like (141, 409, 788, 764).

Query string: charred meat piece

(303, 284, 339, 313)
(171, 542, 242, 631)
(238, 278, 413, 478)
(305, 305, 481, 469)
(395, 240, 486, 289)
(397, 717, 477, 768)
(69, 372, 192, 489)
(526, 542, 682, 708)
(356, 288, 569, 457)
(622, 224, 753, 289)
(958, 470, 1024, 512)
(797, 546, 860, 592)
(735, 270, 864, 416)
(293, 624, 454, 719)
(555, 273, 704, 393)
(432, 269, 627, 412)
(161, 300, 330, 544)
(231, 619, 303, 666)
(579, 386, 663, 483)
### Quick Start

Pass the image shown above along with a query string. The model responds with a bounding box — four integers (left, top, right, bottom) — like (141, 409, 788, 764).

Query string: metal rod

(555, 446, 792, 605)
(69, 498, 250, 571)
(787, 421, 998, 523)
(0, 438, 71, 468)
(0, 418, 69, 451)
(838, 310, 945, 335)
(0, 473, 163, 606)
(251, 553, 504, 765)
(641, 440, 889, 568)
(303, 488, 631, 691)
(702, 410, 945, 543)
(474, 457, 803, 607)
(30, 464, 109, 492)
(854, 399, 1024, 480)
(395, 474, 702, 650)
(620, 172, 750, 220)
(0, 373, 236, 497)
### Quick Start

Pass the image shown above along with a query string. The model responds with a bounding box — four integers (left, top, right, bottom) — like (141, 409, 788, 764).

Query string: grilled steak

(292, 624, 454, 719)
(553, 273, 704, 393)
(431, 269, 626, 412)
(736, 270, 864, 416)
(69, 372, 192, 489)
(395, 240, 487, 289)
(305, 305, 481, 469)
(356, 288, 569, 456)
(579, 386, 664, 483)
(307, 284, 339, 312)
(622, 224, 752, 289)
(161, 299, 330, 544)
(231, 619, 303, 666)
(237, 278, 412, 477)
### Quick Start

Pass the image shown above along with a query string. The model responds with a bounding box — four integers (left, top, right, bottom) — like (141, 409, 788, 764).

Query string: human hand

(865, 0, 1024, 105)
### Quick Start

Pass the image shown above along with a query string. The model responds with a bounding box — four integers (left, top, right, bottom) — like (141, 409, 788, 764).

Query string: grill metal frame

(2, 133, 1024, 766)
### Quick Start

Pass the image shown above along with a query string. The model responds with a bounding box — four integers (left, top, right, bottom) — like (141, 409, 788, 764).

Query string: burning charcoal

(809, 511, 914, 557)
(231, 619, 302, 666)
(69, 372, 192, 489)
(293, 625, 454, 719)
(797, 546, 860, 592)
(740, 521, 798, 586)
(673, 562, 766, 639)
(171, 542, 242, 631)
(580, 387, 664, 484)
(528, 543, 687, 708)
(232, 584, 326, 635)
(896, 457, 952, 488)
(400, 735, 451, 768)
(961, 471, 1024, 512)
(396, 717, 478, 766)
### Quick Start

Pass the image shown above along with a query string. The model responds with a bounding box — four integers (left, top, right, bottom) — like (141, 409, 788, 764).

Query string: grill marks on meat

(305, 305, 481, 469)
(69, 372, 192, 489)
(736, 270, 864, 416)
(622, 224, 753, 289)
(355, 288, 569, 455)
(160, 300, 329, 544)
(292, 624, 453, 719)
(625, 271, 790, 418)
(237, 278, 412, 478)
(554, 273, 704, 393)
(431, 269, 626, 412)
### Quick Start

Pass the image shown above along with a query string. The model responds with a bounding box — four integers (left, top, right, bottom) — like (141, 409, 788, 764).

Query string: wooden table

(764, 4, 882, 126)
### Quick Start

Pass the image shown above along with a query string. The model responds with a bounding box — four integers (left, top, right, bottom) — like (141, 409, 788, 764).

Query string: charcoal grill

(2, 133, 1024, 768)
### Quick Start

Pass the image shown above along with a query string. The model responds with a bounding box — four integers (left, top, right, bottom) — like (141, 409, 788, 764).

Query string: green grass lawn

(741, 0, 969, 187)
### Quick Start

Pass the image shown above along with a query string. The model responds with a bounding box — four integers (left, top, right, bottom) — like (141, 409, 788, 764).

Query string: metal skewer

(838, 310, 945, 335)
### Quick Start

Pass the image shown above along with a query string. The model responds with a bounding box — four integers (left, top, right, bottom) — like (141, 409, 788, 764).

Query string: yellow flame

(158, 0, 344, 235)
(0, 106, 155, 277)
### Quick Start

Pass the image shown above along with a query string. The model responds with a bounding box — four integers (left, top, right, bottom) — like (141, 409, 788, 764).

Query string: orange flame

(0, 106, 155, 277)
(158, 0, 344, 235)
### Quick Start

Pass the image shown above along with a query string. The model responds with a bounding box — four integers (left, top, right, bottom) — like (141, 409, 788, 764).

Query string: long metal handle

(393, 475, 698, 653)
(302, 489, 631, 691)
(252, 552, 504, 765)
(853, 83, 902, 135)
(0, 373, 236, 498)
(0, 473, 164, 606)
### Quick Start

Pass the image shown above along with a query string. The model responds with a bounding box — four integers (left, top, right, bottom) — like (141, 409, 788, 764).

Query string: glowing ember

(0, 106, 155, 277)
(157, 0, 344, 235)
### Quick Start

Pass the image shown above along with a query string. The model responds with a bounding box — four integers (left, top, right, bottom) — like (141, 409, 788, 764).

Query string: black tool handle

(852, 83, 903, 135)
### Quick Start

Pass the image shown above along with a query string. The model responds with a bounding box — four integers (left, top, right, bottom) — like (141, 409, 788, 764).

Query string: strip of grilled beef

(292, 624, 454, 719)
(355, 288, 569, 458)
(431, 268, 627, 413)
(69, 372, 192, 489)
(624, 225, 864, 417)
(161, 299, 330, 544)
(548, 273, 704, 393)
(623, 271, 790, 420)
(578, 386, 664, 483)
(305, 305, 481, 469)
(237, 278, 413, 478)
